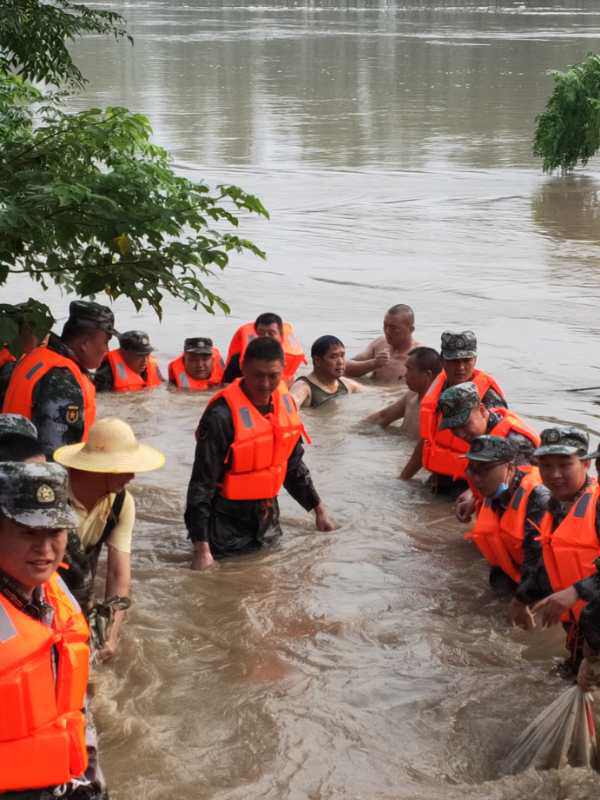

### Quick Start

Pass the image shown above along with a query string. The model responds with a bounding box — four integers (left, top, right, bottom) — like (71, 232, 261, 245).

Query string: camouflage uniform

(185, 397, 320, 557)
(0, 359, 16, 409)
(439, 381, 535, 465)
(94, 330, 156, 392)
(465, 435, 550, 593)
(0, 462, 107, 800)
(0, 413, 38, 442)
(439, 331, 507, 410)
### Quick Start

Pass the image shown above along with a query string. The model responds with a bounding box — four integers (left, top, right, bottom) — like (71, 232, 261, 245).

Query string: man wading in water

(185, 336, 335, 571)
(344, 304, 419, 384)
(291, 335, 367, 408)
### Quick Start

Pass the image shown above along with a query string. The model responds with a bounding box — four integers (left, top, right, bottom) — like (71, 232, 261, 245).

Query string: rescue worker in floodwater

(344, 303, 419, 384)
(0, 302, 52, 409)
(510, 427, 600, 675)
(94, 330, 163, 393)
(2, 301, 116, 457)
(185, 336, 335, 571)
(462, 435, 549, 596)
(168, 337, 224, 391)
(0, 461, 107, 799)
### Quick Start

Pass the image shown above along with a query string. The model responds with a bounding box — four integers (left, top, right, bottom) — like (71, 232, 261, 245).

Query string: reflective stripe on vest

(0, 603, 16, 642)
(2, 345, 96, 439)
(105, 349, 162, 392)
(168, 349, 224, 390)
(209, 378, 307, 500)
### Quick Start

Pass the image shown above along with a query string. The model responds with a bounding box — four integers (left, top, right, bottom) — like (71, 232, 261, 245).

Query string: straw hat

(53, 417, 165, 474)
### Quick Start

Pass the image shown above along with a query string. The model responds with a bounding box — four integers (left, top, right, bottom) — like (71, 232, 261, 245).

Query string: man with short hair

(0, 413, 45, 463)
(344, 304, 419, 384)
(3, 300, 116, 456)
(0, 461, 107, 798)
(168, 337, 224, 390)
(223, 312, 306, 384)
(416, 330, 507, 495)
(54, 417, 164, 660)
(463, 435, 549, 595)
(511, 427, 600, 676)
(185, 336, 335, 570)
(291, 335, 366, 408)
(95, 330, 163, 392)
(0, 302, 52, 409)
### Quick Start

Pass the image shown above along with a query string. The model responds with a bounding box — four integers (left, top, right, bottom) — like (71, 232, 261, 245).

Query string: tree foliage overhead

(0, 0, 269, 351)
(534, 54, 600, 173)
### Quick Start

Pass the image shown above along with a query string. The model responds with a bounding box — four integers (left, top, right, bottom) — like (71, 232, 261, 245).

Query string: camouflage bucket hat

(438, 381, 480, 430)
(184, 337, 213, 355)
(0, 462, 78, 529)
(441, 330, 477, 361)
(465, 435, 516, 463)
(534, 426, 590, 458)
(0, 413, 38, 442)
(119, 330, 154, 355)
(69, 300, 118, 337)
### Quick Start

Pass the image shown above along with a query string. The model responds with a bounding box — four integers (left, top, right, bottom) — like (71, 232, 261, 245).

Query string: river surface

(6, 0, 600, 797)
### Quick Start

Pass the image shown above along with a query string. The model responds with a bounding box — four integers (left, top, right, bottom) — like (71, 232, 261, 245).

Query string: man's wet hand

(374, 350, 391, 368)
(191, 541, 215, 571)
(509, 597, 535, 631)
(455, 490, 475, 523)
(532, 586, 578, 628)
(314, 503, 336, 532)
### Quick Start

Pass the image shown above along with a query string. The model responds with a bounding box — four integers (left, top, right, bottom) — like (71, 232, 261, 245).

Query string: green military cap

(119, 330, 154, 355)
(0, 413, 38, 442)
(184, 337, 213, 355)
(438, 381, 480, 430)
(465, 435, 516, 463)
(69, 300, 117, 337)
(534, 426, 590, 458)
(0, 462, 78, 529)
(441, 330, 477, 360)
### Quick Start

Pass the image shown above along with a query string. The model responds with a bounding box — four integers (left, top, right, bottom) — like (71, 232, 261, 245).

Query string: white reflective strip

(0, 602, 17, 642)
(180, 372, 189, 388)
(116, 362, 127, 380)
(54, 574, 82, 613)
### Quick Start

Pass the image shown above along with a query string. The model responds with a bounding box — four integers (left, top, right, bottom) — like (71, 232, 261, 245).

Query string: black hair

(0, 435, 45, 462)
(243, 336, 285, 365)
(407, 346, 442, 376)
(61, 319, 95, 343)
(255, 313, 283, 333)
(387, 303, 414, 321)
(311, 335, 344, 360)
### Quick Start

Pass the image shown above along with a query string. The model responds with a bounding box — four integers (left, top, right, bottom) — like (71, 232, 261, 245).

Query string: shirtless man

(291, 335, 366, 408)
(344, 304, 418, 384)
(365, 346, 442, 440)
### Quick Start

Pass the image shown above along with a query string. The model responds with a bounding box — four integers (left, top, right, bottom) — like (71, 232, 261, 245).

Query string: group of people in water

(1, 297, 600, 798)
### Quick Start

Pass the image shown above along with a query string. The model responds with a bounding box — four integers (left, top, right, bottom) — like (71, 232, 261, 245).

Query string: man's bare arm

(399, 438, 423, 480)
(290, 379, 311, 408)
(99, 546, 131, 660)
(365, 395, 407, 426)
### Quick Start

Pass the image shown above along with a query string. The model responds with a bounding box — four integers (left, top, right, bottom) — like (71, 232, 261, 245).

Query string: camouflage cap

(534, 426, 590, 458)
(0, 413, 38, 442)
(184, 337, 213, 355)
(0, 462, 78, 529)
(119, 330, 154, 355)
(69, 300, 117, 337)
(465, 435, 516, 463)
(441, 330, 477, 360)
(438, 381, 480, 430)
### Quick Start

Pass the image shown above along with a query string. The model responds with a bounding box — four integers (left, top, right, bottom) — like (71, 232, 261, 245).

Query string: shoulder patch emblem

(66, 405, 80, 424)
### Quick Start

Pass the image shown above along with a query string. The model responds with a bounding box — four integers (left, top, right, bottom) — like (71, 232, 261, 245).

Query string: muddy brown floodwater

(6, 0, 600, 796)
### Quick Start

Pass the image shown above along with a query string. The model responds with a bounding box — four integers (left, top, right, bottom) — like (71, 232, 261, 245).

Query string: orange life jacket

(538, 482, 600, 622)
(224, 322, 306, 383)
(104, 349, 162, 392)
(465, 468, 542, 583)
(0, 573, 90, 792)
(168, 348, 224, 390)
(2, 346, 96, 439)
(420, 369, 505, 478)
(0, 347, 15, 369)
(487, 407, 540, 453)
(211, 379, 307, 500)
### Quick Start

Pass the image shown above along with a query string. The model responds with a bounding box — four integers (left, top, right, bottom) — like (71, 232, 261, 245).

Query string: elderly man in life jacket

(3, 301, 116, 458)
(54, 418, 164, 661)
(414, 330, 507, 497)
(222, 312, 306, 385)
(509, 427, 600, 677)
(0, 461, 108, 799)
(462, 435, 549, 596)
(168, 337, 224, 391)
(185, 336, 335, 571)
(95, 330, 163, 393)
